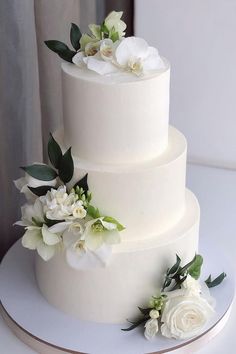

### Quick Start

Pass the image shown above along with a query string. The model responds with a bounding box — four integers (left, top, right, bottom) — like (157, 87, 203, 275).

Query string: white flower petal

(63, 231, 80, 248)
(84, 231, 104, 251)
(144, 318, 159, 340)
(72, 52, 86, 67)
(22, 229, 41, 250)
(86, 56, 118, 75)
(26, 174, 57, 188)
(48, 221, 71, 234)
(42, 224, 61, 245)
(92, 244, 112, 266)
(115, 37, 148, 66)
(104, 230, 121, 245)
(143, 47, 165, 72)
(36, 240, 56, 261)
(100, 219, 117, 231)
(14, 177, 27, 191)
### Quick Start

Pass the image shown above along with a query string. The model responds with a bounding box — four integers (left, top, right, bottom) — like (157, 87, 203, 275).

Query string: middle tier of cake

(55, 126, 187, 242)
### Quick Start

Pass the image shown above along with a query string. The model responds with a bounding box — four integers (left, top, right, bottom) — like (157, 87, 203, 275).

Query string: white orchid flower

(14, 170, 57, 202)
(104, 11, 126, 38)
(22, 224, 62, 261)
(83, 52, 119, 75)
(72, 51, 86, 68)
(63, 229, 112, 270)
(115, 37, 165, 75)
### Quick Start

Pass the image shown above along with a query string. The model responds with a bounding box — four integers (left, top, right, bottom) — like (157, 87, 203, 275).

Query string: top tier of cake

(62, 60, 170, 164)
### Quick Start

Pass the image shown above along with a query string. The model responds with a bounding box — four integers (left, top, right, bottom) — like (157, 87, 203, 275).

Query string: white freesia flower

(181, 275, 202, 296)
(144, 318, 159, 340)
(85, 41, 100, 56)
(63, 230, 112, 269)
(115, 37, 165, 75)
(14, 171, 57, 202)
(149, 309, 160, 319)
(104, 11, 126, 38)
(161, 290, 215, 340)
(15, 198, 45, 227)
(40, 186, 86, 221)
(22, 224, 62, 261)
(100, 39, 114, 61)
(83, 217, 121, 251)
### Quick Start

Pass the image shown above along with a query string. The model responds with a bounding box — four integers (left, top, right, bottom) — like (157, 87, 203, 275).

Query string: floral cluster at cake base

(14, 134, 125, 269)
(45, 11, 166, 76)
(122, 254, 226, 341)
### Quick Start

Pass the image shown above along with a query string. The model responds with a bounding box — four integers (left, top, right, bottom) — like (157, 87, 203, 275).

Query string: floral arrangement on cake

(14, 134, 125, 268)
(44, 11, 165, 76)
(122, 254, 226, 340)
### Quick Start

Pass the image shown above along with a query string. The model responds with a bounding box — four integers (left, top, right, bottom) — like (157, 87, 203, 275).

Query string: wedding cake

(15, 11, 225, 341)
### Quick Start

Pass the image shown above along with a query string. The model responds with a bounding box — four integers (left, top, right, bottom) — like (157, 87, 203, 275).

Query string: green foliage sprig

(44, 23, 81, 63)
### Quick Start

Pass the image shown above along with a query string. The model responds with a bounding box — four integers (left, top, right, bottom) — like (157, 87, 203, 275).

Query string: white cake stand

(0, 240, 234, 354)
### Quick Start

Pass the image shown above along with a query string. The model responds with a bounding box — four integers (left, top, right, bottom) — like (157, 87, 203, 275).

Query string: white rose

(144, 318, 159, 340)
(161, 291, 215, 340)
(181, 275, 201, 296)
(14, 170, 57, 202)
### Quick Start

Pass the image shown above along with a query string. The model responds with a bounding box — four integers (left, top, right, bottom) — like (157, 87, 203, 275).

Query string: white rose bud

(149, 309, 160, 319)
(144, 318, 159, 340)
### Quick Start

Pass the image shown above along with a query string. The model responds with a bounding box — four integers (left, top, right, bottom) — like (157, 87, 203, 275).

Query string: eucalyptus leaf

(21, 164, 57, 181)
(87, 205, 100, 219)
(58, 147, 74, 183)
(70, 23, 82, 50)
(205, 272, 226, 288)
(48, 133, 62, 169)
(28, 185, 55, 197)
(44, 40, 76, 63)
(103, 216, 125, 231)
(73, 173, 89, 193)
(168, 255, 181, 276)
(178, 254, 197, 276)
(188, 255, 203, 279)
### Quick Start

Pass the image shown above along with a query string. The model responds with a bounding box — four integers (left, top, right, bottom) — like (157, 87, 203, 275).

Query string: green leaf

(205, 272, 227, 288)
(28, 185, 55, 197)
(138, 307, 151, 315)
(168, 255, 182, 276)
(48, 133, 62, 169)
(70, 23, 82, 50)
(58, 147, 74, 183)
(103, 216, 125, 231)
(73, 174, 89, 193)
(44, 40, 76, 63)
(101, 22, 109, 34)
(21, 164, 57, 181)
(121, 317, 149, 332)
(110, 31, 119, 42)
(87, 205, 100, 219)
(188, 255, 203, 279)
(179, 254, 197, 276)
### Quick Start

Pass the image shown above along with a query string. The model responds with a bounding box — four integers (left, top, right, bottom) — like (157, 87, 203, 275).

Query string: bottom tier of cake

(35, 189, 200, 323)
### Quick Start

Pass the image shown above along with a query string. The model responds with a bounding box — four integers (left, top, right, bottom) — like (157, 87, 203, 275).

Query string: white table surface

(1, 163, 236, 354)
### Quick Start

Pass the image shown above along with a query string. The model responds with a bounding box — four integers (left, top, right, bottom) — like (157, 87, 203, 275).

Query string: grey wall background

(135, 0, 236, 169)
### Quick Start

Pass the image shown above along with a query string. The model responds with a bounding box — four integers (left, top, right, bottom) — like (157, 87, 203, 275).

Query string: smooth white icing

(61, 59, 170, 164)
(35, 189, 200, 323)
(54, 126, 187, 242)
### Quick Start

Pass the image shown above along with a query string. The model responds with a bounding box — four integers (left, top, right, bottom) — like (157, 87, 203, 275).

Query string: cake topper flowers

(122, 254, 226, 341)
(14, 134, 125, 268)
(45, 11, 165, 76)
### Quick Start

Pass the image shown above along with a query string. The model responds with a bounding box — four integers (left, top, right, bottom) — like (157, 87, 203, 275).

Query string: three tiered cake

(15, 11, 225, 342)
